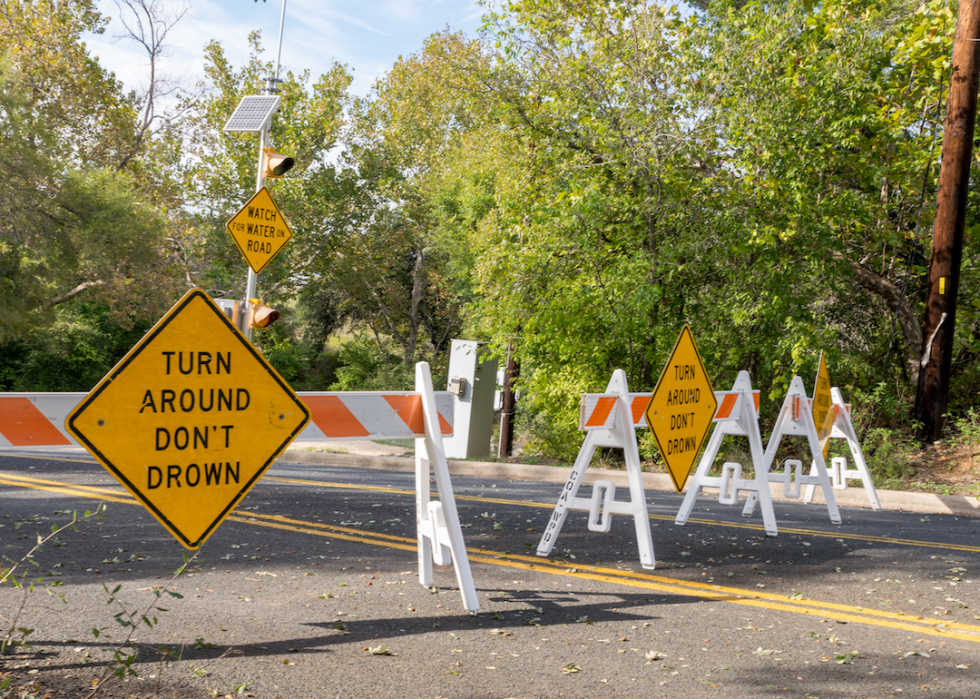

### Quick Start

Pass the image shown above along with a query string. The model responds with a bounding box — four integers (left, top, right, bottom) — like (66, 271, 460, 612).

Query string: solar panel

(222, 95, 281, 133)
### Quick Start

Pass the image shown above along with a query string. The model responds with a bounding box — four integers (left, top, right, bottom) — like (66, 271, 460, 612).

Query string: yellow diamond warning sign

(813, 351, 833, 455)
(226, 186, 293, 274)
(645, 325, 717, 493)
(65, 289, 310, 549)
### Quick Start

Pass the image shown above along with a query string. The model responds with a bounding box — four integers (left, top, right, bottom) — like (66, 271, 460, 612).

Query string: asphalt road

(1, 450, 978, 699)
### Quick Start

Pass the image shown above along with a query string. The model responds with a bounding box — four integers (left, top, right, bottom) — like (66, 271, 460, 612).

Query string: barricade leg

(743, 391, 778, 536)
(675, 427, 723, 526)
(803, 460, 819, 504)
(834, 392, 882, 510)
(537, 440, 596, 557)
(844, 439, 882, 510)
(806, 442, 841, 525)
(749, 458, 779, 536)
(416, 450, 435, 587)
(415, 362, 479, 614)
(625, 454, 656, 570)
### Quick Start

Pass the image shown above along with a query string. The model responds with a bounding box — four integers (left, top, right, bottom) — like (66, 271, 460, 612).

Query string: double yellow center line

(2, 467, 980, 644)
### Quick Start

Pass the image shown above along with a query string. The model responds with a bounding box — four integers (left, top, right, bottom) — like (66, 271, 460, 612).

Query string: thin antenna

(274, 0, 287, 82)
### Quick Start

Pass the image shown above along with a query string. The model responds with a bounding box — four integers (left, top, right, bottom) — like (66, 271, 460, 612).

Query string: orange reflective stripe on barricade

(303, 396, 372, 438)
(716, 393, 739, 420)
(585, 396, 616, 428)
(630, 396, 651, 426)
(0, 398, 72, 447)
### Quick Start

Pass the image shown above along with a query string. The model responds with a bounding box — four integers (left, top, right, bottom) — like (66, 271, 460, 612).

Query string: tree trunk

(914, 0, 980, 440)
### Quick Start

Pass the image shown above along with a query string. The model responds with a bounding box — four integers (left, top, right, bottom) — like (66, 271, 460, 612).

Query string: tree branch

(840, 252, 922, 359)
(46, 280, 106, 308)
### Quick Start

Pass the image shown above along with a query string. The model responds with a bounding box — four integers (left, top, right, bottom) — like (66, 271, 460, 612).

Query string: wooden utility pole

(915, 0, 980, 441)
(497, 345, 519, 459)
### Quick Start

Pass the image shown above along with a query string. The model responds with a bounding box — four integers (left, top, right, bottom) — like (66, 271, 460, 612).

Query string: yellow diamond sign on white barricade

(65, 288, 310, 549)
(226, 186, 293, 274)
(812, 351, 833, 455)
(645, 325, 717, 492)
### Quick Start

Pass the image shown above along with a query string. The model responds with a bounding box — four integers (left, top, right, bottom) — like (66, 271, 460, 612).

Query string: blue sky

(86, 0, 485, 100)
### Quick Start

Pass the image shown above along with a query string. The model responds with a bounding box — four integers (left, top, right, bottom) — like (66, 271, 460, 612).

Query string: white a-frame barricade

(674, 371, 780, 536)
(743, 376, 842, 526)
(802, 387, 881, 510)
(412, 362, 480, 614)
(536, 370, 656, 570)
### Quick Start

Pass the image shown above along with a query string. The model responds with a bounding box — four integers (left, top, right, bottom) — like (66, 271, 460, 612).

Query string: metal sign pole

(243, 125, 268, 343)
(243, 0, 285, 343)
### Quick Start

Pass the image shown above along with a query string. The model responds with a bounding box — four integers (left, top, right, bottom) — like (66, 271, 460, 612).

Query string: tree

(0, 0, 136, 166)
(336, 30, 491, 366)
(692, 0, 952, 387)
(452, 0, 711, 454)
(0, 0, 197, 346)
(416, 0, 962, 456)
(0, 53, 177, 343)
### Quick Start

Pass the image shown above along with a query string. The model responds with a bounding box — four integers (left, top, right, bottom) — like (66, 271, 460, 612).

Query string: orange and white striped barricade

(0, 390, 457, 448)
(0, 393, 86, 448)
(802, 387, 881, 510)
(743, 376, 841, 527)
(536, 370, 656, 570)
(0, 363, 480, 614)
(673, 371, 779, 535)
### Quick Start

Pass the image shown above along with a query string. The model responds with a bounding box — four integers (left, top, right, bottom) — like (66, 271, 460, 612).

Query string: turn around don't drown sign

(644, 326, 718, 492)
(65, 289, 309, 548)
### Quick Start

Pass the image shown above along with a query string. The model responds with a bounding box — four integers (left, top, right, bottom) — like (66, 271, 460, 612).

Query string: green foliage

(862, 427, 919, 485)
(0, 7, 180, 347)
(0, 305, 152, 391)
(329, 335, 413, 391)
(431, 0, 964, 457)
(949, 408, 980, 468)
(249, 302, 345, 390)
(298, 283, 343, 354)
